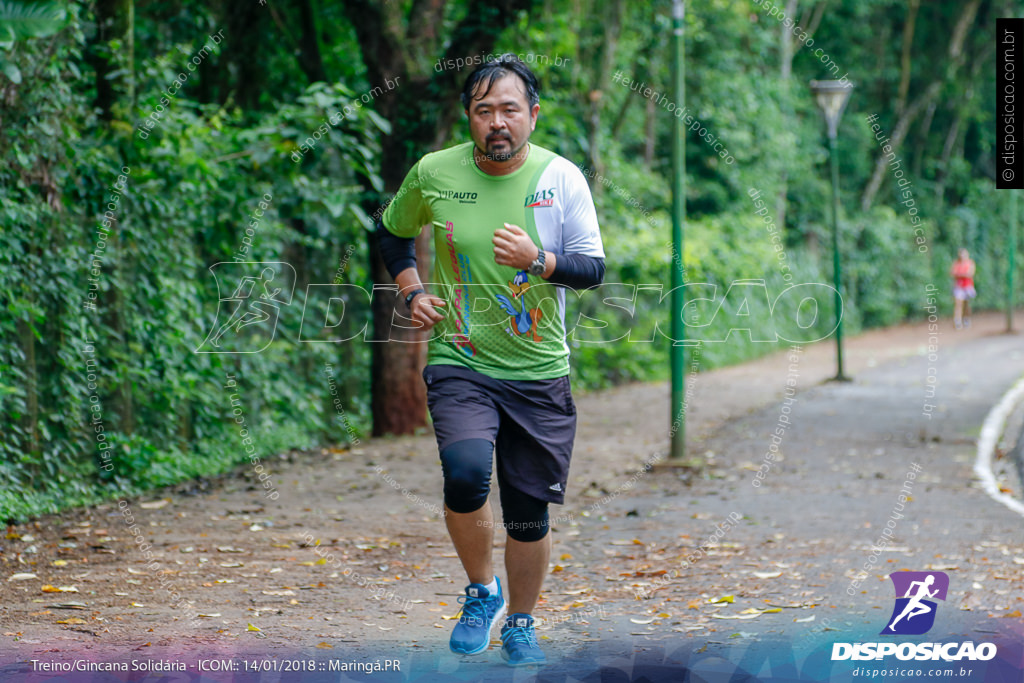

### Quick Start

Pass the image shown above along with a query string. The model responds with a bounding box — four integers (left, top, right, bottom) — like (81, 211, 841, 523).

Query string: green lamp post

(670, 0, 686, 460)
(1009, 189, 1017, 333)
(810, 79, 853, 382)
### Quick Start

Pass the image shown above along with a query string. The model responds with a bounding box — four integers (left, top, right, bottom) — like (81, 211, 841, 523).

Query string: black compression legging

(439, 438, 550, 542)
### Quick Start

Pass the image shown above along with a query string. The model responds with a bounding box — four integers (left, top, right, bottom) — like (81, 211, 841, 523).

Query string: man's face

(465, 73, 539, 162)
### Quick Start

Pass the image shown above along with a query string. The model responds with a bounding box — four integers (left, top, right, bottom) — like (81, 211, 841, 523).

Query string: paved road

(539, 323, 1024, 681)
(2, 314, 1022, 682)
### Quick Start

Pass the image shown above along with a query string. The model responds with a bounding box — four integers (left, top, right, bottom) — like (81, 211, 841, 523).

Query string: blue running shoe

(500, 613, 546, 666)
(449, 578, 507, 655)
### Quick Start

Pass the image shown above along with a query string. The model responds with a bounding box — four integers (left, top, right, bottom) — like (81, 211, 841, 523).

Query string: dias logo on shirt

(525, 188, 555, 208)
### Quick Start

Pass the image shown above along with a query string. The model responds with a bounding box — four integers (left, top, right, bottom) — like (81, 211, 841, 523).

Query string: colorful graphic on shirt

(444, 220, 476, 358)
(496, 270, 544, 342)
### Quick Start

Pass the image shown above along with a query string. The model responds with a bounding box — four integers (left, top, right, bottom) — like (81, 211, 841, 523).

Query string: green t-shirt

(382, 142, 604, 380)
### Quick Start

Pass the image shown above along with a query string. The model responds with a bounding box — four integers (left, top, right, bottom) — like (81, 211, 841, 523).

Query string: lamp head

(810, 80, 854, 139)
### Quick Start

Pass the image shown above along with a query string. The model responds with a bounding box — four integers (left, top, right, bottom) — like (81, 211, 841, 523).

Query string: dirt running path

(1, 311, 1021, 679)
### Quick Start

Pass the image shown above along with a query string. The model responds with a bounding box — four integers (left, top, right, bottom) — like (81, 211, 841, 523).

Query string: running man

(888, 574, 939, 631)
(377, 54, 605, 666)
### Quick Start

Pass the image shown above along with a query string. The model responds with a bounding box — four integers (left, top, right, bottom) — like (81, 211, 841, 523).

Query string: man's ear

(530, 103, 540, 130)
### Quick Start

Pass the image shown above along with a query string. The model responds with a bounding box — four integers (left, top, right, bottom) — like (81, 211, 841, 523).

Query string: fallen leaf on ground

(56, 617, 87, 625)
(8, 573, 37, 581)
(709, 595, 735, 604)
(739, 608, 781, 615)
(41, 585, 77, 593)
(139, 499, 170, 509)
(753, 571, 783, 579)
(48, 602, 87, 610)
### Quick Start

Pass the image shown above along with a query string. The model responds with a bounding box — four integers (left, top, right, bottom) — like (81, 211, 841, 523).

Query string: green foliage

(0, 14, 374, 521)
(0, 0, 67, 44)
(2, 0, 1017, 518)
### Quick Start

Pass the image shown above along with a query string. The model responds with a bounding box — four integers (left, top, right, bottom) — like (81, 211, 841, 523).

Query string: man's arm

(553, 159, 606, 289)
(492, 223, 604, 289)
(548, 252, 605, 289)
(377, 221, 446, 329)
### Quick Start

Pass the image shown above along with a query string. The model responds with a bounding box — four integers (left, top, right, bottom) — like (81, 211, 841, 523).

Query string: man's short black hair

(460, 53, 540, 110)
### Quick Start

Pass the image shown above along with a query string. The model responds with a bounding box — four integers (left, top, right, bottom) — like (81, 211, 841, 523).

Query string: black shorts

(423, 364, 577, 504)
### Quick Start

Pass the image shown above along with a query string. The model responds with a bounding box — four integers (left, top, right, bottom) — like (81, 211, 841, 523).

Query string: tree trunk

(610, 29, 660, 141)
(17, 317, 40, 467)
(643, 96, 655, 168)
(220, 2, 266, 109)
(776, 0, 799, 233)
(92, 0, 134, 120)
(859, 0, 980, 211)
(912, 101, 936, 177)
(297, 0, 328, 83)
(933, 113, 962, 203)
(582, 0, 624, 179)
(895, 0, 920, 115)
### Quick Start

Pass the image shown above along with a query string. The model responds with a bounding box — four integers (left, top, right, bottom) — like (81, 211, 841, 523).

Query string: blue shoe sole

(500, 648, 546, 667)
(449, 602, 507, 655)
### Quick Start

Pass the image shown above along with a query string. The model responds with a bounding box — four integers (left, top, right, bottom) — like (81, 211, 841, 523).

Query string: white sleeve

(559, 161, 605, 258)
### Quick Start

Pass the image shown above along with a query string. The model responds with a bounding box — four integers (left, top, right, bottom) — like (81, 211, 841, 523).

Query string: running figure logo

(196, 262, 295, 353)
(881, 571, 949, 635)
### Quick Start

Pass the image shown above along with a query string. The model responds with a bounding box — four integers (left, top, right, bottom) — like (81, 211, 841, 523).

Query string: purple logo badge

(881, 571, 949, 635)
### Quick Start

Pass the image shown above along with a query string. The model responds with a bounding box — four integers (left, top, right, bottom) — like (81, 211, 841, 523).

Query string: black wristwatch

(404, 288, 425, 310)
(528, 248, 546, 277)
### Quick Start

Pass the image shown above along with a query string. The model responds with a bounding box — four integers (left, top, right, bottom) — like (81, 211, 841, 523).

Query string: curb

(974, 375, 1024, 517)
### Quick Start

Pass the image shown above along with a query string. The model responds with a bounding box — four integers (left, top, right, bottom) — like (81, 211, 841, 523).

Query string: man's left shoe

(449, 579, 506, 655)
(500, 613, 546, 667)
